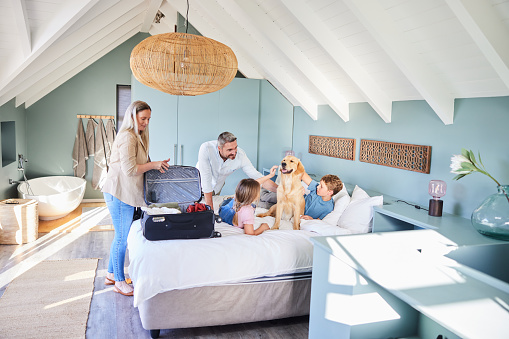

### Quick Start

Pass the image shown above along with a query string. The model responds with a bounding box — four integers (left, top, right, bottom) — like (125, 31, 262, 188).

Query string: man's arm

(203, 191, 214, 211)
(197, 142, 215, 209)
(238, 148, 278, 192)
(261, 180, 278, 192)
(257, 166, 278, 193)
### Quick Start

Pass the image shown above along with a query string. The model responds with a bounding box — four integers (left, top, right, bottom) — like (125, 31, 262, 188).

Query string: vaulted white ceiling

(1, 0, 508, 124)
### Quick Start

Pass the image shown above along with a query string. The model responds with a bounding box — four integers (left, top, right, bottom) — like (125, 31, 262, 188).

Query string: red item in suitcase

(186, 203, 208, 213)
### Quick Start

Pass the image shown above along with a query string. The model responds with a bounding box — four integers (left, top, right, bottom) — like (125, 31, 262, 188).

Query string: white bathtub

(17, 176, 87, 220)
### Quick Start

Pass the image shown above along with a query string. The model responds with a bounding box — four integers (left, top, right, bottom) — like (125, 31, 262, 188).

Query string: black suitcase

(141, 166, 220, 240)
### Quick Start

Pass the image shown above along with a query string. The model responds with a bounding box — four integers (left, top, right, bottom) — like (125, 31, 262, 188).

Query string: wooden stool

(0, 199, 39, 244)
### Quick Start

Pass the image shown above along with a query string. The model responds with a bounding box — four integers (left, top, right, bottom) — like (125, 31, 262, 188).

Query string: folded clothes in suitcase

(141, 166, 221, 240)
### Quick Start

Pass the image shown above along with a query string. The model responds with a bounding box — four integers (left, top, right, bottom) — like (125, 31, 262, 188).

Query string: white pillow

(322, 194, 350, 225)
(337, 185, 383, 234)
(300, 219, 353, 236)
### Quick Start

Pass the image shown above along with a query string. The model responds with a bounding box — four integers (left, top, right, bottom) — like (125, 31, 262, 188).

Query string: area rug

(0, 258, 98, 338)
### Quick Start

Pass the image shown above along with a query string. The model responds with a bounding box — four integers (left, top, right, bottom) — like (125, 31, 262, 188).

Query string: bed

(127, 185, 385, 338)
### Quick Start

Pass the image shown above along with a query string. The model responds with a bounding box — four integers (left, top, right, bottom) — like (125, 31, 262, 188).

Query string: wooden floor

(0, 219, 309, 338)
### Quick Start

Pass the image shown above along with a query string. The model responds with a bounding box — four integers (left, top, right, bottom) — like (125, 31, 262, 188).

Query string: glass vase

(471, 185, 509, 241)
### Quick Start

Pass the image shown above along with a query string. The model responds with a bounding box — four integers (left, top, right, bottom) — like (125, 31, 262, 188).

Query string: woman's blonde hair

(234, 179, 261, 212)
(118, 100, 151, 148)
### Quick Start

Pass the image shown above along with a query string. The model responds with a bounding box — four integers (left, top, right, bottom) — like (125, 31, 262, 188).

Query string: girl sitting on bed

(219, 165, 278, 235)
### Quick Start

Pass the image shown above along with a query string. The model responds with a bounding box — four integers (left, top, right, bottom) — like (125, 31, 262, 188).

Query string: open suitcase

(141, 166, 221, 240)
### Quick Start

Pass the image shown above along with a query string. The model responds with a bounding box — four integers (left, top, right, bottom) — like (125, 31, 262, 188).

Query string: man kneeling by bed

(220, 170, 343, 232)
(196, 131, 278, 211)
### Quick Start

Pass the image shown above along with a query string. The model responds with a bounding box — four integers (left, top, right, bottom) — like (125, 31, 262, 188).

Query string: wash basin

(445, 243, 509, 285)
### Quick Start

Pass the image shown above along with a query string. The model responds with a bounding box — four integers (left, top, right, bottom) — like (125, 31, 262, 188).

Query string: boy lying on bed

(299, 172, 343, 221)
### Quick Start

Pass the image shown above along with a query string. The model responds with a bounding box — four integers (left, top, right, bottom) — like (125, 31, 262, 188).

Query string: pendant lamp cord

(185, 0, 189, 33)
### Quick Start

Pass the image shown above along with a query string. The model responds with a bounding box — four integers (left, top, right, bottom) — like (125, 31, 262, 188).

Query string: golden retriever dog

(257, 155, 305, 230)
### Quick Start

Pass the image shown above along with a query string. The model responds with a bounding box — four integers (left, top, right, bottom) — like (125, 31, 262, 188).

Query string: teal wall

(292, 97, 509, 219)
(0, 99, 27, 198)
(23, 33, 149, 199)
(257, 80, 294, 173)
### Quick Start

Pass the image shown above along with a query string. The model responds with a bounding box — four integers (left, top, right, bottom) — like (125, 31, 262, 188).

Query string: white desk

(372, 202, 503, 246)
(309, 229, 509, 339)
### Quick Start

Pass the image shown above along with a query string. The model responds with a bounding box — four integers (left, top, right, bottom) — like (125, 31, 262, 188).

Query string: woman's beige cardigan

(102, 129, 149, 207)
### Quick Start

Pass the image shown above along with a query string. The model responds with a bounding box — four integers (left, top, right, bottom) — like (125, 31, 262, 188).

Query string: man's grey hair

(217, 132, 237, 147)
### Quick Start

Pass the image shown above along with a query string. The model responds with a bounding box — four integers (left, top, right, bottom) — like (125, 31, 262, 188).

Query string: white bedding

(128, 217, 318, 307)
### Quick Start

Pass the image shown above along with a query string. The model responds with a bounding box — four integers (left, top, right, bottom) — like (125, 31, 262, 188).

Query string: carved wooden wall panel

(359, 139, 431, 174)
(309, 135, 355, 161)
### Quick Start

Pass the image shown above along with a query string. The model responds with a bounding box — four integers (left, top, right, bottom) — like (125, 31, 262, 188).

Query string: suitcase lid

(144, 166, 202, 205)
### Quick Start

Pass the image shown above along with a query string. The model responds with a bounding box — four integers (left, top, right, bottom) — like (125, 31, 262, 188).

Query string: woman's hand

(153, 158, 170, 173)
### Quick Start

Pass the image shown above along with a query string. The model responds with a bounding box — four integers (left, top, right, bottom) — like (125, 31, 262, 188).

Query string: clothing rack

(77, 115, 115, 119)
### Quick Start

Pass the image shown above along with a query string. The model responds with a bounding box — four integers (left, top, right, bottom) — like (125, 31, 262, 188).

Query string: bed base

(138, 278, 311, 338)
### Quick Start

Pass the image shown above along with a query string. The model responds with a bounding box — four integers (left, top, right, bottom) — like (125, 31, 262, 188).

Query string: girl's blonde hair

(118, 100, 151, 149)
(234, 179, 261, 212)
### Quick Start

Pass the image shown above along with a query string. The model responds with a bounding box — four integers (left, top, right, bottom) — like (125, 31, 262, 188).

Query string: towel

(72, 119, 88, 178)
(85, 118, 98, 156)
(105, 118, 116, 165)
(92, 120, 108, 190)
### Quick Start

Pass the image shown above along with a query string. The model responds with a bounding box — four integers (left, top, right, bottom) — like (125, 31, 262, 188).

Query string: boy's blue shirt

(304, 180, 334, 219)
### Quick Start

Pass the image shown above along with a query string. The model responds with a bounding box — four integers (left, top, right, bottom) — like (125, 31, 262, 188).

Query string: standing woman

(102, 100, 170, 296)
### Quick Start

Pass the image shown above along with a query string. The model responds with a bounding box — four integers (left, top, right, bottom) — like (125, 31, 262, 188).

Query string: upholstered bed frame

(139, 278, 312, 338)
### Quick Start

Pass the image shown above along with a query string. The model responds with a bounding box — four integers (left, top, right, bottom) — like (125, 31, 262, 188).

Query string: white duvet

(128, 199, 356, 307)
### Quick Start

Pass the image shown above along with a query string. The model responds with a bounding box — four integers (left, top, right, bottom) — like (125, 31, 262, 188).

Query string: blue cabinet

(131, 77, 262, 195)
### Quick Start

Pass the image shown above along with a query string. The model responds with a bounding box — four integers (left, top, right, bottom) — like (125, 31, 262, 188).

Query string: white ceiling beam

(54, 0, 121, 39)
(227, 0, 349, 122)
(280, 0, 391, 123)
(445, 0, 509, 92)
(0, 0, 145, 107)
(30, 0, 100, 51)
(148, 18, 173, 35)
(0, 0, 101, 95)
(162, 0, 264, 80)
(342, 0, 455, 125)
(14, 9, 145, 107)
(191, 0, 318, 119)
(24, 25, 141, 108)
(10, 0, 31, 57)
(140, 0, 164, 33)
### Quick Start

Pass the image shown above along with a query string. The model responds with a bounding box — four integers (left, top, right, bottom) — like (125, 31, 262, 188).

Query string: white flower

(450, 154, 471, 174)
(450, 148, 501, 186)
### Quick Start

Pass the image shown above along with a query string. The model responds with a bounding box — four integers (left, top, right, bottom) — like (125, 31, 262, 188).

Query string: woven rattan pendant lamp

(130, 3, 237, 96)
